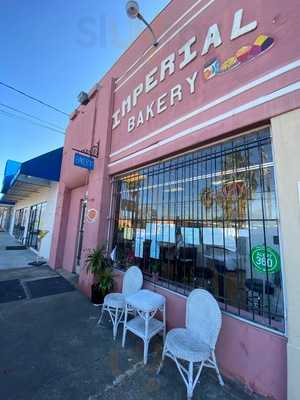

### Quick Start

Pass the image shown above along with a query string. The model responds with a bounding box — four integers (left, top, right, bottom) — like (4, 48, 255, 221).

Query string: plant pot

(91, 284, 107, 305)
(152, 272, 159, 283)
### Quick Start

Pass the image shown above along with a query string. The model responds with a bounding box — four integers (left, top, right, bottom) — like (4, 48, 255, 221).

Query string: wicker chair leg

(122, 306, 129, 348)
(143, 339, 149, 365)
(212, 351, 224, 386)
(112, 308, 119, 340)
(97, 304, 105, 325)
(187, 361, 194, 399)
(157, 343, 166, 375)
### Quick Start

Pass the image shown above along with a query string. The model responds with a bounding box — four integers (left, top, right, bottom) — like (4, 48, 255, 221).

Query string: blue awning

(1, 148, 63, 203)
(1, 160, 21, 194)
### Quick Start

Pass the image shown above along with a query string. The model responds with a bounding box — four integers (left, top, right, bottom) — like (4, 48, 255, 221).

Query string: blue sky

(0, 0, 170, 183)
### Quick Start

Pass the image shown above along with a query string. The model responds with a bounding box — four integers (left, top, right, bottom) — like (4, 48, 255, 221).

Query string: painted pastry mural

(203, 34, 274, 81)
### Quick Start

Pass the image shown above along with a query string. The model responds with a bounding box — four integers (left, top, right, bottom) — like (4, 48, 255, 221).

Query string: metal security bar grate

(26, 202, 47, 250)
(13, 208, 28, 243)
(111, 128, 285, 332)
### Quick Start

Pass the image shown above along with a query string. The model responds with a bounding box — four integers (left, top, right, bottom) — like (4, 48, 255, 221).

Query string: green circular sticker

(251, 245, 281, 274)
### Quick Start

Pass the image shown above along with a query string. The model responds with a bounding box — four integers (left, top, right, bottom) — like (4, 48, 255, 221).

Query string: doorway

(26, 202, 46, 249)
(74, 199, 87, 274)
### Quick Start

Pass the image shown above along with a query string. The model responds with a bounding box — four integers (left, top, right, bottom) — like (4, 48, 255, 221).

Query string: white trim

(113, 125, 270, 179)
(115, 0, 207, 85)
(119, 162, 274, 194)
(114, 0, 215, 92)
(269, 125, 289, 336)
(111, 59, 300, 158)
(109, 80, 300, 167)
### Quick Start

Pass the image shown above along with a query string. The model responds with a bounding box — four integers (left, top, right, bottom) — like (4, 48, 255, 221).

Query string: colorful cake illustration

(203, 58, 220, 80)
(221, 56, 238, 72)
(202, 34, 274, 81)
(236, 45, 253, 63)
(250, 34, 274, 56)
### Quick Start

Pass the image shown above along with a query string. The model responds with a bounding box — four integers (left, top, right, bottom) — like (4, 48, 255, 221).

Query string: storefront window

(13, 208, 28, 242)
(111, 128, 285, 332)
(26, 202, 47, 250)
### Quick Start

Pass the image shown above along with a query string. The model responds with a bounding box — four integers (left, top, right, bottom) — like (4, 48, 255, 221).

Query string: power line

(0, 81, 69, 116)
(0, 108, 65, 135)
(0, 102, 65, 131)
(0, 109, 66, 136)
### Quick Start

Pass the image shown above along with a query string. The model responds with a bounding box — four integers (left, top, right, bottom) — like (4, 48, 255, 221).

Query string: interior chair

(178, 247, 197, 284)
(157, 289, 224, 399)
(143, 239, 152, 273)
(162, 245, 177, 280)
(97, 266, 143, 340)
(194, 266, 214, 292)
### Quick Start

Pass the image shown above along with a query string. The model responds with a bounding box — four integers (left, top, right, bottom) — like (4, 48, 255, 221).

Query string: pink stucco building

(49, 1, 300, 399)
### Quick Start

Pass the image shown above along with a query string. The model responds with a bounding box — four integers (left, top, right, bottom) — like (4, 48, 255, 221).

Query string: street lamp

(126, 1, 159, 47)
(78, 91, 89, 106)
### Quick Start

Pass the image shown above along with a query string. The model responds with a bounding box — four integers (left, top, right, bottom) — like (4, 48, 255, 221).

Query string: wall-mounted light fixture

(126, 1, 158, 47)
(78, 91, 89, 106)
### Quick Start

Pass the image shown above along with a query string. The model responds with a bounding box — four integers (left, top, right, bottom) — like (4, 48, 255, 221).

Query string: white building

(0, 203, 13, 231)
(0, 148, 63, 260)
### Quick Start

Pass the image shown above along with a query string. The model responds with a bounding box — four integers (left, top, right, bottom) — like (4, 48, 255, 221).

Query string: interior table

(122, 289, 166, 365)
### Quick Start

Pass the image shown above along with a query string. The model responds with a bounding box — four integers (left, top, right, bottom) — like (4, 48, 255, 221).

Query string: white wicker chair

(157, 289, 224, 399)
(97, 266, 143, 340)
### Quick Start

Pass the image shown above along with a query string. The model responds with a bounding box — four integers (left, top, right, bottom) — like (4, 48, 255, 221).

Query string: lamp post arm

(137, 13, 158, 47)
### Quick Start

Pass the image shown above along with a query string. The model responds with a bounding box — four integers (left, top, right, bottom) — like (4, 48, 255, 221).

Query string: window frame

(109, 127, 285, 333)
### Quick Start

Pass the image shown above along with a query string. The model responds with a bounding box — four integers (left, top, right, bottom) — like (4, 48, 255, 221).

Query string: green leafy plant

(85, 247, 109, 281)
(150, 261, 160, 273)
(86, 247, 114, 302)
(98, 267, 114, 296)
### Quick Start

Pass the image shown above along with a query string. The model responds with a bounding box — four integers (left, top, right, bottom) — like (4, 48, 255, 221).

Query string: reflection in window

(111, 128, 285, 332)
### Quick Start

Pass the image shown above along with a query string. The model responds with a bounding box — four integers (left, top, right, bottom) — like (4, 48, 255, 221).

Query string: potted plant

(150, 261, 160, 282)
(97, 267, 114, 302)
(86, 247, 113, 304)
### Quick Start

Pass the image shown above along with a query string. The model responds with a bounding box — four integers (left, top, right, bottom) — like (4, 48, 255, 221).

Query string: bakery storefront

(50, 1, 300, 399)
(111, 126, 283, 331)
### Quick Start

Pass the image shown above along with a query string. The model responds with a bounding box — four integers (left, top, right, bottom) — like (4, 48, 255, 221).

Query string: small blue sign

(74, 153, 94, 170)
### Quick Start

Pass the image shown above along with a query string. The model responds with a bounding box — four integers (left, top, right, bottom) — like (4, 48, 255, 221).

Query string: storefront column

(78, 78, 115, 296)
(49, 182, 71, 269)
(271, 109, 300, 400)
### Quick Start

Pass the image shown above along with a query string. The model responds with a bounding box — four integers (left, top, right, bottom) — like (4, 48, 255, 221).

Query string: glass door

(26, 202, 47, 250)
(26, 206, 38, 248)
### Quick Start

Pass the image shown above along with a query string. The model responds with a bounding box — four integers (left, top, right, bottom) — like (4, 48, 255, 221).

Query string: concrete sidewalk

(0, 232, 36, 270)
(0, 266, 265, 400)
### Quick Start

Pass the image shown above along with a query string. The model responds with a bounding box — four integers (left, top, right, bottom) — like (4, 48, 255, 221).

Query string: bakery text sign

(112, 9, 274, 134)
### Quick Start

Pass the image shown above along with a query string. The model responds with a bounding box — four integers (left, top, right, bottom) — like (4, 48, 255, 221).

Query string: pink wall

(76, 78, 115, 297)
(108, 0, 300, 174)
(114, 270, 287, 400)
(48, 1, 300, 398)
